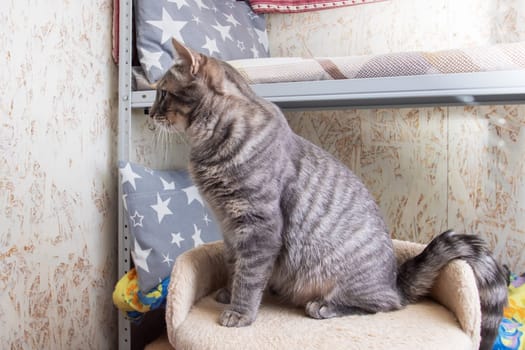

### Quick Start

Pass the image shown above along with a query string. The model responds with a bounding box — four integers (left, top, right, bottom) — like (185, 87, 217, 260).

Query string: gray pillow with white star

(135, 0, 269, 83)
(119, 161, 222, 292)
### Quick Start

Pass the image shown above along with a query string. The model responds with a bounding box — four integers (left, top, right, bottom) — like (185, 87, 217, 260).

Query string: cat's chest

(189, 161, 247, 205)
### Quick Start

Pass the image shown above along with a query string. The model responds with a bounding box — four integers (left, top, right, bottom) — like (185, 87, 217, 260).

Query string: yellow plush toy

(113, 268, 169, 322)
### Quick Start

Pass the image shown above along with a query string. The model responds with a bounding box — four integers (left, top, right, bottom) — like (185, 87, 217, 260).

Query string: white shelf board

(131, 70, 525, 110)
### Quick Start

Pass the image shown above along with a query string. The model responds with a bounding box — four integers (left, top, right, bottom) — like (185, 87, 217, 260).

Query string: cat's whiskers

(151, 119, 185, 164)
(160, 123, 171, 163)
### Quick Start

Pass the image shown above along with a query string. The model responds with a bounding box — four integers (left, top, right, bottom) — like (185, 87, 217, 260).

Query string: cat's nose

(148, 105, 157, 119)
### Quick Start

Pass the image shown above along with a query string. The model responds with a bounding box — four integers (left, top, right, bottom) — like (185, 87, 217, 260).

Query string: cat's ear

(171, 37, 223, 95)
(172, 38, 201, 76)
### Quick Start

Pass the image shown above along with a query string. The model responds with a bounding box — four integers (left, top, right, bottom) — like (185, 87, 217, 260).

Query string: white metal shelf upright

(117, 0, 133, 349)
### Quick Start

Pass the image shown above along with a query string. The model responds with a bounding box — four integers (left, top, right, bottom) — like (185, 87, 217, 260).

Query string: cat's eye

(160, 90, 167, 98)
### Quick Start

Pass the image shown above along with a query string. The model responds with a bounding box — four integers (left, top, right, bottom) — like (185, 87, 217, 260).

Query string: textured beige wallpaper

(270, 0, 525, 272)
(267, 0, 525, 57)
(0, 0, 118, 348)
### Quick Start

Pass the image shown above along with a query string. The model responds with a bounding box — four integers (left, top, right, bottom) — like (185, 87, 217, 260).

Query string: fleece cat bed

(157, 240, 481, 350)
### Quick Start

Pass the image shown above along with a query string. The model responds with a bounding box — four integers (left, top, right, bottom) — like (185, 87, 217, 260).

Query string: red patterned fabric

(112, 0, 119, 64)
(247, 0, 386, 13)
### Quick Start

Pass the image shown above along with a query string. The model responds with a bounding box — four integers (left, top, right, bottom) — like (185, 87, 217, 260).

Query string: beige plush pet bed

(147, 240, 482, 350)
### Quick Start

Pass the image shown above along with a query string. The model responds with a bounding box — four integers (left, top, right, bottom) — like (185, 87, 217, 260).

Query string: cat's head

(149, 38, 225, 132)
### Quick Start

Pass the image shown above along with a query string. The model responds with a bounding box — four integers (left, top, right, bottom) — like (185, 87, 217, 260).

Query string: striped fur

(150, 39, 508, 349)
(397, 230, 508, 349)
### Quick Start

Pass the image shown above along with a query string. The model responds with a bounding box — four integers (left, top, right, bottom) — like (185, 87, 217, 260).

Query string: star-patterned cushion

(135, 0, 269, 84)
(119, 161, 223, 292)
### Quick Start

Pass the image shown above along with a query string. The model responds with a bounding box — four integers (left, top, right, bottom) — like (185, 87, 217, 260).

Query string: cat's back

(268, 133, 397, 304)
(282, 133, 384, 224)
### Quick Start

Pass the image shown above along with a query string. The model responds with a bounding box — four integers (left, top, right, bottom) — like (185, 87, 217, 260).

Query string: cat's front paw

(219, 309, 254, 327)
(214, 287, 231, 304)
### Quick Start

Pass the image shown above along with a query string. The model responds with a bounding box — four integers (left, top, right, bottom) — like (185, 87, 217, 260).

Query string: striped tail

(396, 230, 508, 350)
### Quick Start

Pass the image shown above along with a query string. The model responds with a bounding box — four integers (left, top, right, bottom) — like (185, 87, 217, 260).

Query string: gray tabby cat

(150, 39, 508, 350)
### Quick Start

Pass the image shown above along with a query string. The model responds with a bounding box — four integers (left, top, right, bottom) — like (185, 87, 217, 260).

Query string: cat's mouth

(150, 112, 188, 134)
(147, 113, 168, 131)
(152, 115, 168, 123)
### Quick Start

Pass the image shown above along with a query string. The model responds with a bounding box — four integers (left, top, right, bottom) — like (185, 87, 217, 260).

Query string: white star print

(203, 213, 212, 226)
(162, 252, 174, 266)
(147, 8, 187, 44)
(237, 40, 245, 52)
(250, 44, 260, 58)
(167, 0, 189, 10)
(171, 232, 185, 247)
(130, 211, 144, 227)
(191, 15, 201, 25)
(201, 36, 220, 56)
(192, 224, 204, 246)
(160, 177, 175, 190)
(150, 192, 173, 223)
(224, 13, 240, 27)
(254, 28, 269, 52)
(132, 239, 152, 273)
(182, 186, 204, 206)
(212, 23, 232, 42)
(120, 163, 142, 191)
(122, 194, 128, 211)
(139, 47, 164, 73)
